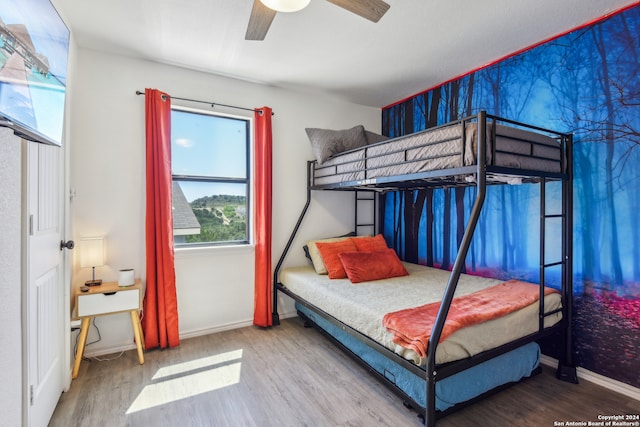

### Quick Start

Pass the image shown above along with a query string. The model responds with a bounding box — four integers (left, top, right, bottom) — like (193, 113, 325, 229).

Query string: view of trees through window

(187, 194, 247, 243)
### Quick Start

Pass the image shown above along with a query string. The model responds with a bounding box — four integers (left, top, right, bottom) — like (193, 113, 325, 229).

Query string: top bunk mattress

(280, 262, 562, 366)
(313, 117, 566, 187)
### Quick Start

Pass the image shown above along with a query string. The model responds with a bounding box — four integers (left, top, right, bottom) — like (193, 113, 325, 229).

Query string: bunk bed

(272, 111, 577, 426)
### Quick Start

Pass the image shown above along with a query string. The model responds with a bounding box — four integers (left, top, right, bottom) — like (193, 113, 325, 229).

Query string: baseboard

(83, 310, 300, 358)
(82, 320, 254, 358)
(540, 355, 640, 401)
(180, 311, 299, 339)
(83, 342, 137, 358)
(179, 319, 254, 340)
(278, 309, 299, 320)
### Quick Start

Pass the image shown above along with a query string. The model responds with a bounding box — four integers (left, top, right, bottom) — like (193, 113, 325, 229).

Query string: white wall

(71, 48, 380, 354)
(0, 128, 23, 427)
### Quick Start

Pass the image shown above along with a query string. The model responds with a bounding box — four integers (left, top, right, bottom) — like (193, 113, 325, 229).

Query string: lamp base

(85, 279, 102, 287)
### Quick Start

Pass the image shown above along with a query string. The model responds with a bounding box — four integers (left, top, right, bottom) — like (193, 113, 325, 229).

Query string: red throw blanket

(382, 280, 558, 358)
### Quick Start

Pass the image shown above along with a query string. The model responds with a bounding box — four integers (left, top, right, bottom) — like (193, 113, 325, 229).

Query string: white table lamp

(80, 237, 105, 286)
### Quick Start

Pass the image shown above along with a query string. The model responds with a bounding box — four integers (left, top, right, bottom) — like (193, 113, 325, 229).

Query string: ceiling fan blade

(245, 0, 277, 41)
(326, 0, 390, 23)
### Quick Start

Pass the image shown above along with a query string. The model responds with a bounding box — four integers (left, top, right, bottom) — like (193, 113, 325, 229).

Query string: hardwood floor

(51, 318, 638, 427)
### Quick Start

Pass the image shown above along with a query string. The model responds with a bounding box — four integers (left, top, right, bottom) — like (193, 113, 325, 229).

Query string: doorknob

(60, 240, 75, 251)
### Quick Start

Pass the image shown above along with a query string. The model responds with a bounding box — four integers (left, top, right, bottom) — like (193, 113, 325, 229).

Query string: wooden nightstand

(72, 279, 144, 379)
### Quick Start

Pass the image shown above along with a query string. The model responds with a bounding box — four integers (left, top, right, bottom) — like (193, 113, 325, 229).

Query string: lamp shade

(79, 237, 105, 268)
(260, 0, 310, 12)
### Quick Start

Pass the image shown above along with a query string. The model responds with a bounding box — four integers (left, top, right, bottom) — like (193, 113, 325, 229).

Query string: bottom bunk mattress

(280, 262, 562, 366)
(296, 303, 541, 412)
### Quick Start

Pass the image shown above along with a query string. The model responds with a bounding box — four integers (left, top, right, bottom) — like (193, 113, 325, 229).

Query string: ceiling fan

(245, 0, 391, 41)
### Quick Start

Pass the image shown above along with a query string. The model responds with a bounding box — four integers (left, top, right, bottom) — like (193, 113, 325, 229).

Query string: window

(171, 107, 250, 246)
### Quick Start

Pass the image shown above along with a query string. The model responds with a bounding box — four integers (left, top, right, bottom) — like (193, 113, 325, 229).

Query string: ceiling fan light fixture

(260, 0, 311, 13)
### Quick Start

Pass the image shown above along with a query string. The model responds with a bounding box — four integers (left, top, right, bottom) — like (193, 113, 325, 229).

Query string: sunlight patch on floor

(127, 349, 243, 414)
(151, 349, 243, 380)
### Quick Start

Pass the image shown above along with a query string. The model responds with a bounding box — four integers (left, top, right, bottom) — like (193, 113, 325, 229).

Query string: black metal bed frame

(271, 111, 578, 426)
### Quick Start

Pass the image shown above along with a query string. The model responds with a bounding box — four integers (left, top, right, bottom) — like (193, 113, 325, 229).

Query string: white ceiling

(56, 0, 637, 108)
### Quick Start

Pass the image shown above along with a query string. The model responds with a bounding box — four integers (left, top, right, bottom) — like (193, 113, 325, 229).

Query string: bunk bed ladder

(539, 177, 564, 332)
(557, 134, 579, 383)
(354, 190, 377, 235)
(540, 140, 578, 384)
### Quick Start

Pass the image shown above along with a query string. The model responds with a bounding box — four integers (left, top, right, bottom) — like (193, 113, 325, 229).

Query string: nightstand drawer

(77, 288, 140, 317)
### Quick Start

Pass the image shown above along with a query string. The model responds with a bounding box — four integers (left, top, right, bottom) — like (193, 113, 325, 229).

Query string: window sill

(174, 243, 255, 259)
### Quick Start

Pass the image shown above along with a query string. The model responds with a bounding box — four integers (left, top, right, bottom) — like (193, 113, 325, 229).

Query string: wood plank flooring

(50, 318, 638, 427)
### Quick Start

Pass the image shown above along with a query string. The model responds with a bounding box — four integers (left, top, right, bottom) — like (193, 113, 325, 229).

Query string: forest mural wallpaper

(380, 5, 640, 388)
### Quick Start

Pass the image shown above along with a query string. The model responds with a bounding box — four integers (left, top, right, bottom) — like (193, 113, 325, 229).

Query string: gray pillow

(306, 125, 367, 164)
(365, 130, 389, 145)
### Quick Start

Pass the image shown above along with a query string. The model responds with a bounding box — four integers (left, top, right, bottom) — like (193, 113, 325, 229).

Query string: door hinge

(29, 214, 34, 236)
(30, 385, 34, 406)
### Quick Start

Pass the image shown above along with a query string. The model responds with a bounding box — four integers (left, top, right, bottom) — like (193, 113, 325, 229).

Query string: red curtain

(253, 106, 273, 327)
(143, 88, 180, 349)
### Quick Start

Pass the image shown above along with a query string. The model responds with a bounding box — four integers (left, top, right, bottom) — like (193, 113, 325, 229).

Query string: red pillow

(338, 249, 409, 283)
(350, 234, 388, 252)
(315, 239, 359, 279)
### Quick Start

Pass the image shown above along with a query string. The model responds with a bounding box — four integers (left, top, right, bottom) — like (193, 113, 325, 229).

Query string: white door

(25, 141, 66, 427)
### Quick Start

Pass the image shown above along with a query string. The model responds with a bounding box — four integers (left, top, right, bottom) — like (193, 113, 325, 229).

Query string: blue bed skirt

(295, 302, 540, 412)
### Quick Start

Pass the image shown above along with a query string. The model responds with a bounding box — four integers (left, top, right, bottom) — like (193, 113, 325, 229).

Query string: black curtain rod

(135, 90, 274, 116)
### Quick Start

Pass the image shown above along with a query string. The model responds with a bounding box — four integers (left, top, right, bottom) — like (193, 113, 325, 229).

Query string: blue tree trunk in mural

(394, 192, 403, 253)
(404, 99, 414, 134)
(404, 190, 427, 263)
(425, 89, 440, 266)
(593, 25, 624, 288)
(379, 192, 386, 237)
(427, 88, 441, 128)
(455, 187, 466, 274)
(425, 188, 434, 267)
(461, 73, 475, 273)
(513, 189, 527, 271)
(499, 186, 509, 271)
(574, 146, 600, 282)
(441, 189, 451, 270)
